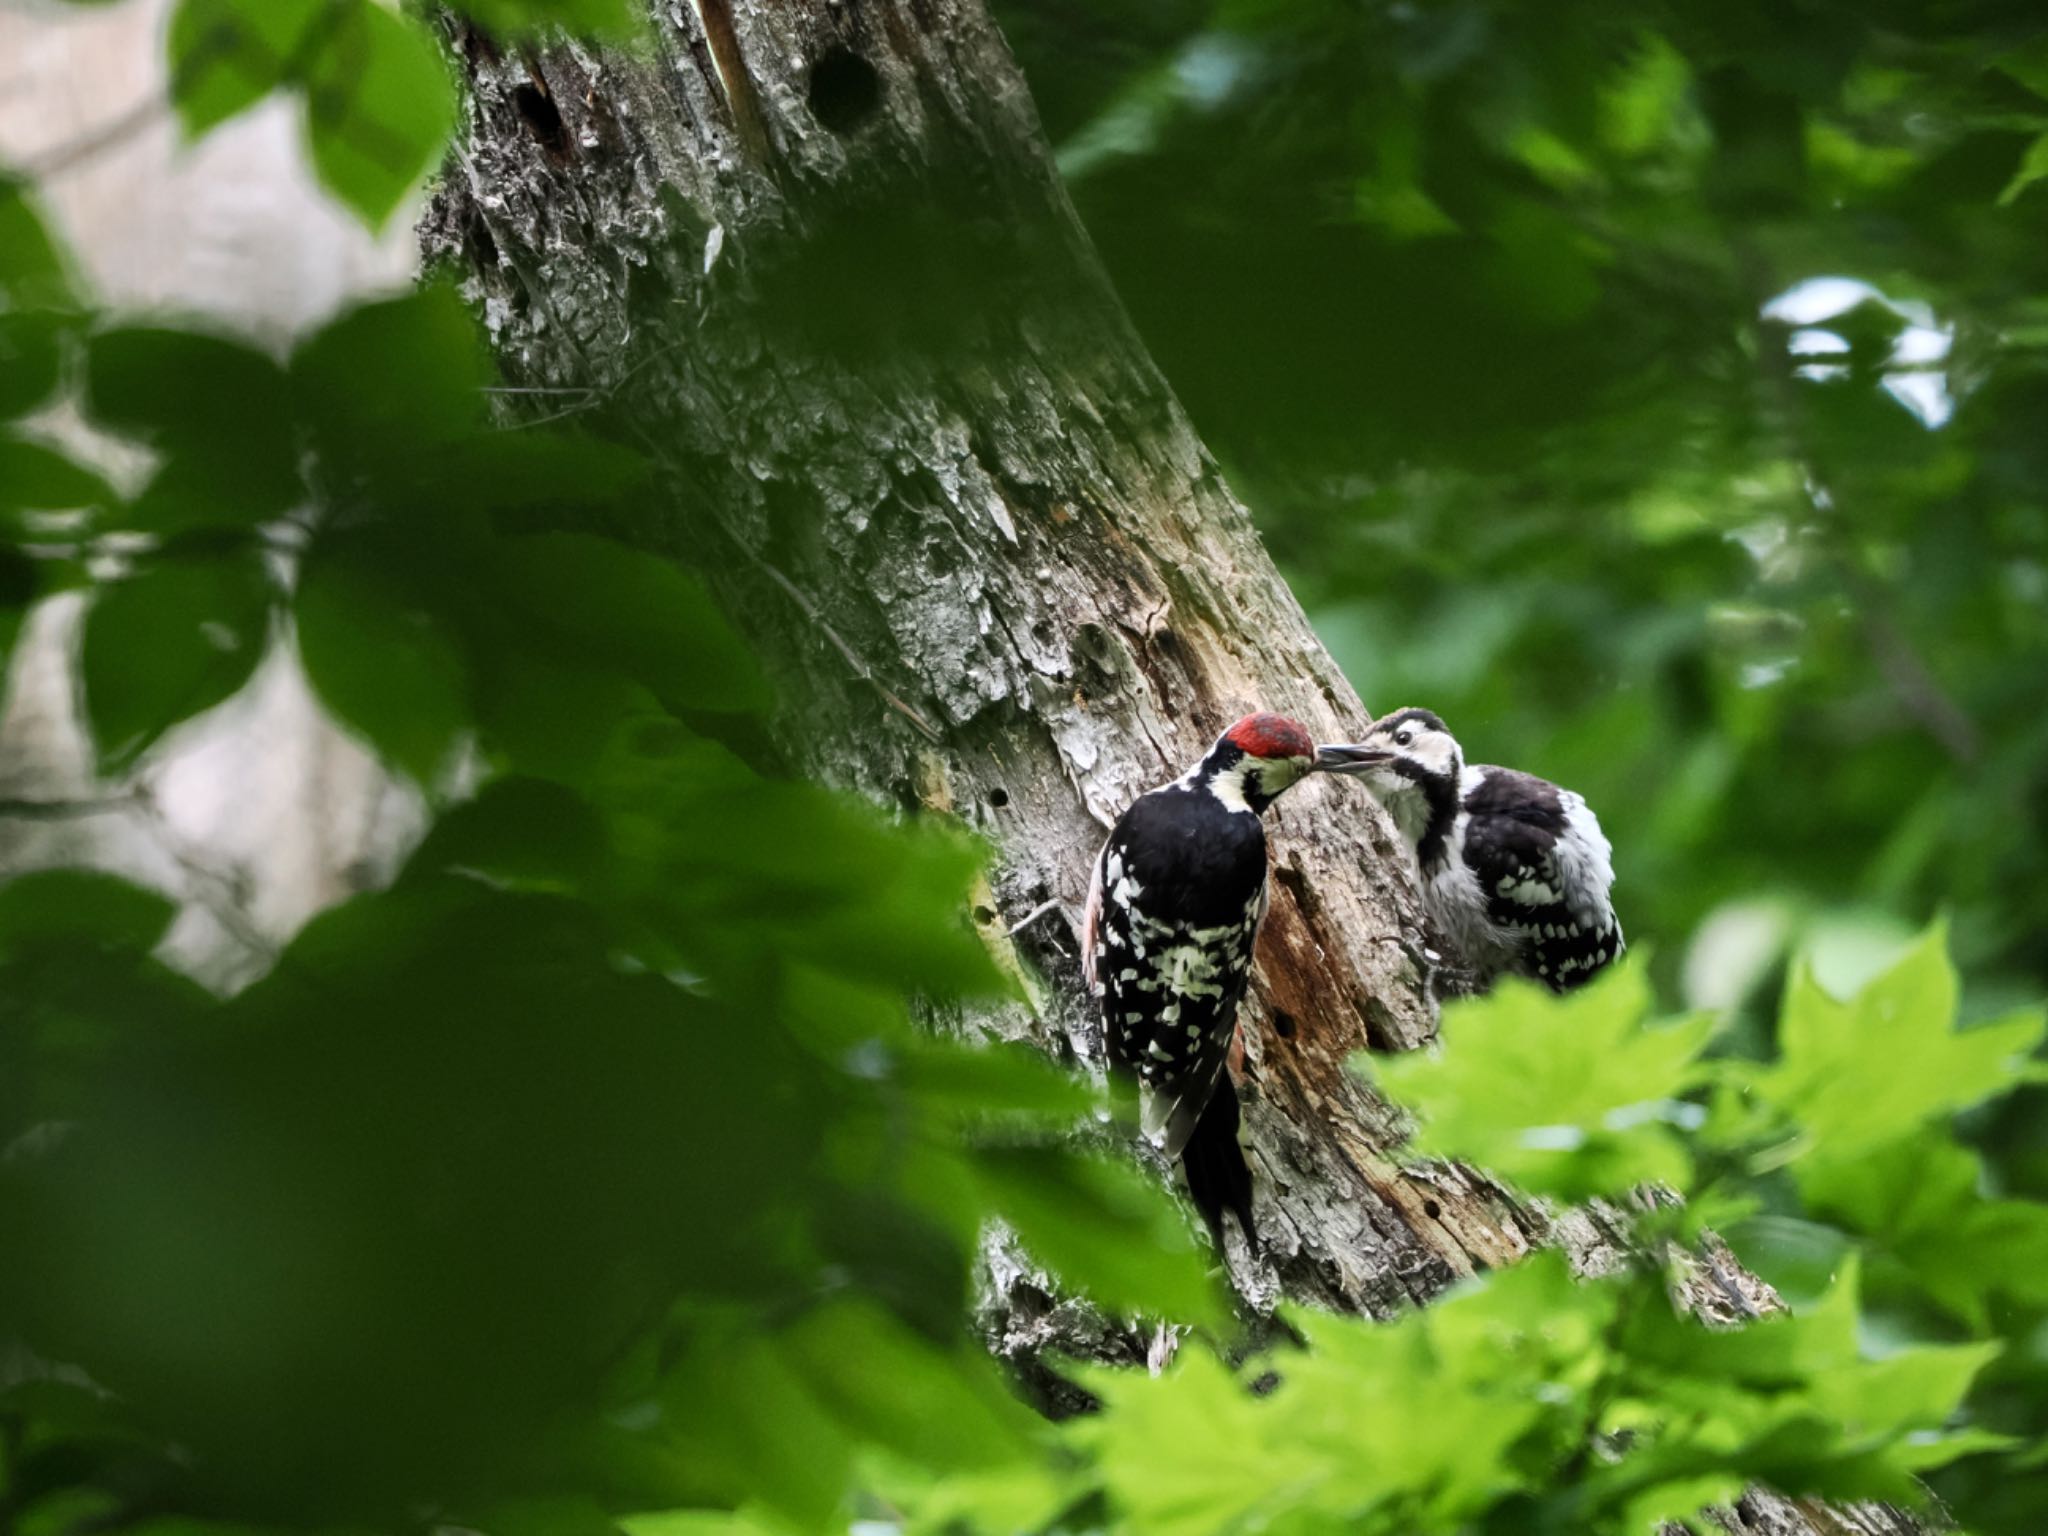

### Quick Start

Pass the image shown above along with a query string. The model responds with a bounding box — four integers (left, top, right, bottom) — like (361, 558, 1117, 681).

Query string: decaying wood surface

(422, 0, 1536, 1318)
(423, 4, 1938, 1531)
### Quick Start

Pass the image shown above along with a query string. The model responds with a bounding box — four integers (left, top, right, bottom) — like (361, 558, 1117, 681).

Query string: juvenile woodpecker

(1081, 712, 1355, 1244)
(1324, 708, 1622, 992)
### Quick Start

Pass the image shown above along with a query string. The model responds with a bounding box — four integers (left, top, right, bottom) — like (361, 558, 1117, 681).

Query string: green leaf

(1370, 959, 1718, 1201)
(1720, 1213, 1855, 1310)
(621, 1513, 788, 1536)
(1998, 38, 2048, 101)
(407, 431, 651, 512)
(0, 178, 78, 311)
(1075, 1255, 1602, 1534)
(1081, 1344, 1317, 1535)
(86, 326, 295, 464)
(1797, 1129, 2048, 1329)
(1602, 1257, 2000, 1519)
(170, 0, 458, 227)
(166, 0, 329, 137)
(300, 0, 459, 228)
(0, 434, 117, 518)
(1998, 133, 2048, 206)
(811, 1191, 972, 1345)
(0, 602, 28, 719)
(623, 775, 1009, 996)
(293, 286, 490, 451)
(11, 899, 786, 1506)
(0, 870, 178, 956)
(82, 553, 271, 767)
(866, 1456, 1075, 1536)
(1798, 1127, 1980, 1245)
(490, 533, 771, 714)
(970, 1145, 1223, 1326)
(778, 1299, 1037, 1471)
(118, 454, 301, 534)
(408, 778, 606, 894)
(895, 1035, 1099, 1126)
(660, 1332, 857, 1530)
(1270, 1261, 1594, 1527)
(0, 549, 38, 631)
(0, 312, 67, 419)
(452, 0, 645, 39)
(296, 553, 471, 783)
(1624, 1251, 1860, 1385)
(1805, 1334, 2004, 1448)
(1753, 923, 2045, 1159)
(756, 808, 1008, 997)
(474, 656, 653, 784)
(87, 327, 302, 528)
(1598, 33, 1692, 158)
(776, 967, 1086, 1121)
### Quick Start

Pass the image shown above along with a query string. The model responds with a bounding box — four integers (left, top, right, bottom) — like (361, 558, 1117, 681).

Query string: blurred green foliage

(1376, 958, 1717, 1201)
(0, 117, 1221, 1533)
(874, 942, 2041, 1535)
(7, 0, 2048, 1534)
(1007, 0, 2048, 1010)
(995, 5, 2048, 1518)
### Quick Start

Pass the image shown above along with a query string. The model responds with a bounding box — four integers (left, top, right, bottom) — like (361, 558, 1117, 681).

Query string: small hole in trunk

(467, 207, 500, 268)
(512, 83, 569, 157)
(808, 48, 882, 133)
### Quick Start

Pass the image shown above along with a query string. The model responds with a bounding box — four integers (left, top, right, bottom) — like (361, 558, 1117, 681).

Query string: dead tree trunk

(424, 8, 1931, 1533)
(423, 0, 1533, 1317)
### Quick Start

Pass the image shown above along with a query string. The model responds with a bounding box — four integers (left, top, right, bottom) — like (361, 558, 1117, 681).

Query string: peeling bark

(423, 5, 1938, 1532)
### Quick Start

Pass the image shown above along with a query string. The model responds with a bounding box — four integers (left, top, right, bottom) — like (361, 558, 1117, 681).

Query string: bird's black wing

(1092, 789, 1267, 1156)
(1461, 768, 1622, 990)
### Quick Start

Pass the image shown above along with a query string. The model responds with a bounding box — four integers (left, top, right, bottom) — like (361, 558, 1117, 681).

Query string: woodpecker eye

(1395, 729, 1413, 747)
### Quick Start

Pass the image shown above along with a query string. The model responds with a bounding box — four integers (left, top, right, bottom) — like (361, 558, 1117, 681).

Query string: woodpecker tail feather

(1178, 1073, 1258, 1254)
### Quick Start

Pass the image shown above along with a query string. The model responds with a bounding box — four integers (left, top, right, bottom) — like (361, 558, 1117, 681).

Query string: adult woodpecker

(1081, 712, 1357, 1246)
(1323, 708, 1622, 991)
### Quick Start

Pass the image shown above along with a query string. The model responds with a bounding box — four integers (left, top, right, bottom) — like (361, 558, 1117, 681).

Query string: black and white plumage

(1081, 712, 1352, 1243)
(1325, 708, 1623, 992)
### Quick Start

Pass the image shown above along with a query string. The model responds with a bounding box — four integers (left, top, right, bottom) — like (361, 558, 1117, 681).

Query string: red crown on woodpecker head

(1223, 712, 1316, 761)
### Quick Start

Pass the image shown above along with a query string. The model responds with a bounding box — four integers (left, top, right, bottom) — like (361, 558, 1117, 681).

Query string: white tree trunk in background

(0, 0, 413, 334)
(0, 0, 419, 986)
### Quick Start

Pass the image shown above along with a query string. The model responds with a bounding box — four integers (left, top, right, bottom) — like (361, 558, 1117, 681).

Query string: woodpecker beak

(1315, 743, 1387, 773)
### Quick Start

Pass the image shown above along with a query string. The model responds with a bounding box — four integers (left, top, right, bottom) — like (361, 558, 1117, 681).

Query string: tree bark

(423, 0, 1534, 1317)
(423, 5, 1935, 1532)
